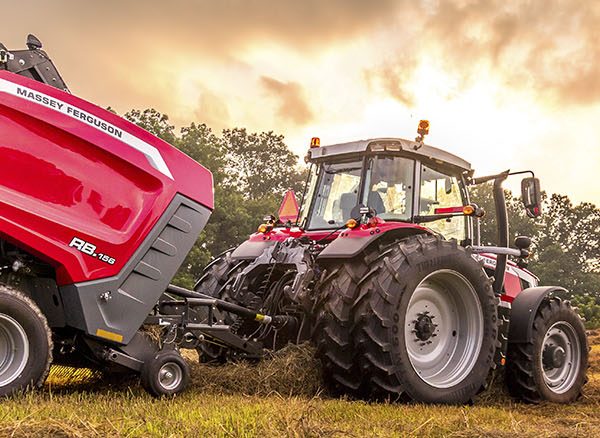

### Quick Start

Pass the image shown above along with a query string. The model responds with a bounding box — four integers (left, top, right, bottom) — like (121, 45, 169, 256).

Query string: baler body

(0, 71, 213, 344)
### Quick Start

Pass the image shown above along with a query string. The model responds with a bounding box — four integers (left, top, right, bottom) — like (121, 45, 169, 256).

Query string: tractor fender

(317, 226, 428, 260)
(231, 240, 276, 260)
(507, 286, 567, 343)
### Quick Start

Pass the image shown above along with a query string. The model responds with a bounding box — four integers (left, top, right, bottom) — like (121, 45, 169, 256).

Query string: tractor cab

(300, 136, 474, 245)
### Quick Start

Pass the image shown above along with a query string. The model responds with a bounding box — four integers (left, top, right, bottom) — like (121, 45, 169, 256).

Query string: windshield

(363, 156, 414, 221)
(306, 160, 362, 229)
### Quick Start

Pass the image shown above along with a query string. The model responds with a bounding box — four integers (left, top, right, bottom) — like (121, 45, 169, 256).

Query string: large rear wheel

(312, 259, 369, 395)
(0, 285, 52, 396)
(312, 239, 402, 397)
(353, 235, 498, 403)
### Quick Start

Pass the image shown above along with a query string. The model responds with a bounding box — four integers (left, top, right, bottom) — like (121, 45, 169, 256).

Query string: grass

(1, 334, 599, 437)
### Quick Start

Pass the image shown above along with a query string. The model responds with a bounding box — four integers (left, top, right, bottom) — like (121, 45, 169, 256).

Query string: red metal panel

(0, 71, 213, 285)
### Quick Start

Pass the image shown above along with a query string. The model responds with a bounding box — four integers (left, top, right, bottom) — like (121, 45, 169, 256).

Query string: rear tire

(313, 239, 405, 397)
(0, 285, 52, 396)
(141, 350, 189, 397)
(506, 297, 588, 403)
(353, 235, 498, 404)
(312, 258, 370, 396)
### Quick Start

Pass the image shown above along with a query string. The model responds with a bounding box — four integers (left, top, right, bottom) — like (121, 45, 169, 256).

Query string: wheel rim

(0, 314, 30, 387)
(541, 321, 581, 394)
(404, 269, 484, 389)
(158, 362, 183, 391)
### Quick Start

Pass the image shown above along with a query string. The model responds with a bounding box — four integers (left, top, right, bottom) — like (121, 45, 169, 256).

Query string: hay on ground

(188, 342, 323, 397)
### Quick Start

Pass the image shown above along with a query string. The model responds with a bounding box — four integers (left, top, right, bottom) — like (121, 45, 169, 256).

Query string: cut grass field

(1, 332, 599, 437)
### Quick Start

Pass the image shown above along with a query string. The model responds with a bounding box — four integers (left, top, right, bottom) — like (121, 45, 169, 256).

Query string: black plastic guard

(317, 234, 380, 259)
(507, 286, 567, 343)
(317, 228, 428, 260)
(231, 240, 276, 260)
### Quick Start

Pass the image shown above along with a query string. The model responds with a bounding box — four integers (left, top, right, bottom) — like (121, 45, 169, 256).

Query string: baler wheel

(352, 234, 498, 403)
(506, 297, 588, 403)
(141, 350, 190, 397)
(0, 285, 52, 396)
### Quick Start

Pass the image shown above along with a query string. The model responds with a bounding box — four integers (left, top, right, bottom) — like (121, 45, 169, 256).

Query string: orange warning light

(310, 137, 320, 148)
(418, 120, 430, 136)
(345, 218, 359, 229)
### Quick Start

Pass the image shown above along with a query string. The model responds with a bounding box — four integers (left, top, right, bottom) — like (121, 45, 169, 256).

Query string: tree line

(470, 184, 600, 327)
(125, 109, 600, 327)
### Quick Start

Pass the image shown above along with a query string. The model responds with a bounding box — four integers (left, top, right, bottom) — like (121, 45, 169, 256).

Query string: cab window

(307, 161, 362, 229)
(419, 164, 466, 241)
(363, 156, 414, 221)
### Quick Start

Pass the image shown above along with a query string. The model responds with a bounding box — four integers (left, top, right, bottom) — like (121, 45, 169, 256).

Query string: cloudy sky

(3, 0, 599, 203)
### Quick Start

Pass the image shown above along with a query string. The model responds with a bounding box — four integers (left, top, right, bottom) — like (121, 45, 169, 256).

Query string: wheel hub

(404, 269, 484, 389)
(541, 321, 581, 394)
(158, 363, 182, 391)
(413, 312, 437, 342)
(543, 344, 566, 369)
(0, 314, 30, 387)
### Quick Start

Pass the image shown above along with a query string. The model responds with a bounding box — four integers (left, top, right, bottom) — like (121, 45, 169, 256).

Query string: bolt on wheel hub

(541, 321, 581, 394)
(413, 312, 437, 342)
(543, 344, 566, 369)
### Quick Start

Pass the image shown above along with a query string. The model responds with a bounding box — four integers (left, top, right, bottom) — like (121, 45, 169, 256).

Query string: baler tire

(353, 234, 498, 404)
(194, 250, 249, 363)
(141, 350, 190, 397)
(0, 285, 52, 396)
(505, 297, 588, 403)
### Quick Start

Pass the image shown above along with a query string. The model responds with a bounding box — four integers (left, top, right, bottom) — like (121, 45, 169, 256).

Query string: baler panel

(0, 71, 213, 286)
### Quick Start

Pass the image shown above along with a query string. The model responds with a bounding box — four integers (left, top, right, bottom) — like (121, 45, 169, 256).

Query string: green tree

(468, 182, 540, 247)
(222, 128, 306, 200)
(124, 108, 176, 144)
(469, 182, 600, 311)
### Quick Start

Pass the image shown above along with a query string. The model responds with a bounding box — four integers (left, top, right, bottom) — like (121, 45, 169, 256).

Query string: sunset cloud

(2, 0, 600, 203)
(260, 76, 313, 125)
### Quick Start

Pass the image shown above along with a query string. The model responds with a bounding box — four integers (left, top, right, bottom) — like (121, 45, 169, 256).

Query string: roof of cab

(308, 137, 472, 171)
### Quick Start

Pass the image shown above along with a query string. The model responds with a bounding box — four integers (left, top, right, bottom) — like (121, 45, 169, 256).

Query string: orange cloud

(260, 76, 313, 125)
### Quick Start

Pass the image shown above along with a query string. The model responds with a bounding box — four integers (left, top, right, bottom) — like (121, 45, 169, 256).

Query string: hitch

(0, 48, 13, 64)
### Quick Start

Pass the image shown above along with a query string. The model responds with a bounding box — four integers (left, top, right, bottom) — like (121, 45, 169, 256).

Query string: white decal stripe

(0, 78, 173, 179)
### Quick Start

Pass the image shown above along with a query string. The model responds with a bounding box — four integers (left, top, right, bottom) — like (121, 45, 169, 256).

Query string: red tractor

(0, 35, 588, 403)
(196, 134, 588, 404)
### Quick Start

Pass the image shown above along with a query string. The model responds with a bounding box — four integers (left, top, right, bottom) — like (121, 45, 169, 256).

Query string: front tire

(353, 235, 498, 404)
(0, 285, 52, 396)
(506, 297, 588, 403)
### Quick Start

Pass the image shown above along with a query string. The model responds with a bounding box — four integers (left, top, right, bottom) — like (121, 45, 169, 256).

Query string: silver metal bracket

(105, 348, 144, 372)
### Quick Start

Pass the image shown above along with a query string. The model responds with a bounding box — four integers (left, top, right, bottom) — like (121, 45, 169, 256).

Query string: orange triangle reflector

(278, 190, 300, 223)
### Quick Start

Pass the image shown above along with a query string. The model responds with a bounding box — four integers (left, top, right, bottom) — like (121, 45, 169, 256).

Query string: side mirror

(521, 177, 541, 218)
